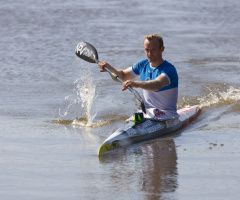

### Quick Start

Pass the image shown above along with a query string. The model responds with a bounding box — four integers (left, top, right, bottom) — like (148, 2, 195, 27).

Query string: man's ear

(161, 46, 165, 52)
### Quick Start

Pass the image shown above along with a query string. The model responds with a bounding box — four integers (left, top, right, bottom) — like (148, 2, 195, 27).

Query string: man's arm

(122, 74, 169, 91)
(98, 61, 136, 82)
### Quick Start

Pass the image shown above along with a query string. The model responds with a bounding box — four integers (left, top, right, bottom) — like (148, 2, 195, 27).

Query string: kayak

(98, 105, 200, 156)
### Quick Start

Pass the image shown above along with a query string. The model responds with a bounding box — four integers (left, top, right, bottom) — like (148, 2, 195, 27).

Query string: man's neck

(150, 58, 164, 68)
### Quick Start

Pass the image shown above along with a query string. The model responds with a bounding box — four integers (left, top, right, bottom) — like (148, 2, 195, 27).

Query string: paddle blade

(75, 42, 99, 63)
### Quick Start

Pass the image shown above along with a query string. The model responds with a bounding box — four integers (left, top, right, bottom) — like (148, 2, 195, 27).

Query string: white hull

(98, 106, 200, 156)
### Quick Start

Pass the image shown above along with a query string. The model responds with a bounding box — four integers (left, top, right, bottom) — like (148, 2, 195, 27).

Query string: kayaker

(98, 34, 179, 120)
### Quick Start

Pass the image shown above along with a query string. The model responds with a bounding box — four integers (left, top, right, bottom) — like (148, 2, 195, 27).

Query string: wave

(199, 86, 240, 108)
(178, 84, 240, 110)
(54, 115, 128, 128)
(56, 78, 240, 128)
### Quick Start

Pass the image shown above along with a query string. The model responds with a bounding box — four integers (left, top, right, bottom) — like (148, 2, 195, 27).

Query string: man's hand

(98, 61, 111, 72)
(122, 80, 140, 91)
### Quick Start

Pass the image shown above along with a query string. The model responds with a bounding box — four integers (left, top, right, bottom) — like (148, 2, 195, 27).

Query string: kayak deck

(98, 105, 200, 156)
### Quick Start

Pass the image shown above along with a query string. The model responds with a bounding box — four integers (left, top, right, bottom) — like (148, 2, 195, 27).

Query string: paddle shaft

(96, 59, 143, 104)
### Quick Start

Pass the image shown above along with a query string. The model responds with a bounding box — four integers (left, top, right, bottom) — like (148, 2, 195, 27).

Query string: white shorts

(126, 108, 179, 122)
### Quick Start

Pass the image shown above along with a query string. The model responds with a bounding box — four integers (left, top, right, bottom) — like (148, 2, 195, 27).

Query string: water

(1, 0, 240, 199)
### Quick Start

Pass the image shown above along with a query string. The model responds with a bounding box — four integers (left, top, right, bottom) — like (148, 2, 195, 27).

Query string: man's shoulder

(136, 59, 149, 66)
(161, 60, 177, 73)
(133, 59, 149, 71)
(162, 60, 175, 68)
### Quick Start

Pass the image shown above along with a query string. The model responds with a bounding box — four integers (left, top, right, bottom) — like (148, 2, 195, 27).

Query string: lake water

(1, 0, 240, 199)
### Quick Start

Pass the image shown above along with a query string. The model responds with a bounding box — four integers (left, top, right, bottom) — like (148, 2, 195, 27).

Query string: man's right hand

(98, 61, 111, 72)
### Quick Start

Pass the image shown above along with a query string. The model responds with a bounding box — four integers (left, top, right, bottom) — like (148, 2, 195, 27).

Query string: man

(98, 34, 179, 120)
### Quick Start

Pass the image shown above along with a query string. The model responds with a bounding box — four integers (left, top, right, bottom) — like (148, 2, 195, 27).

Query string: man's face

(144, 39, 163, 63)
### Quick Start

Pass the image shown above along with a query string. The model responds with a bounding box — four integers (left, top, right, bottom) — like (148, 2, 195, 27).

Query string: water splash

(56, 68, 130, 128)
(74, 76, 97, 127)
(178, 85, 240, 110)
(57, 69, 100, 127)
(198, 86, 240, 108)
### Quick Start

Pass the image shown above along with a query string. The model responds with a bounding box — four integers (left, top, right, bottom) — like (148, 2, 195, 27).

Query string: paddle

(75, 41, 146, 114)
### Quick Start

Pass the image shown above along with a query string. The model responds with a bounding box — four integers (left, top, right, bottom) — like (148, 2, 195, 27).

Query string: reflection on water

(99, 138, 178, 199)
(140, 139, 177, 199)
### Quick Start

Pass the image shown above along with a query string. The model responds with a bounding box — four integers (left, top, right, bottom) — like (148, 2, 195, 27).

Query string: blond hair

(144, 34, 164, 48)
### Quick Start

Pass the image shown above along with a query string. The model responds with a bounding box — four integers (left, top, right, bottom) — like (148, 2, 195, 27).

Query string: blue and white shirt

(129, 59, 179, 119)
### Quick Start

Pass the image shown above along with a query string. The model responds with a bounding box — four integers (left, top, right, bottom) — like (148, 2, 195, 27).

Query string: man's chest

(140, 67, 161, 81)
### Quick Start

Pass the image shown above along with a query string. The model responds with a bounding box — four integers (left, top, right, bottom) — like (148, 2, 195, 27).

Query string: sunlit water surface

(1, 0, 240, 199)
